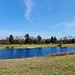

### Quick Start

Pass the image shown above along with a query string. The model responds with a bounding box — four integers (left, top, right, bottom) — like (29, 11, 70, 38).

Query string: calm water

(0, 47, 75, 59)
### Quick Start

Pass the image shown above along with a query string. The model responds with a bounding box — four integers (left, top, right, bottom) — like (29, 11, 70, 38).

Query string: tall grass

(0, 55, 75, 75)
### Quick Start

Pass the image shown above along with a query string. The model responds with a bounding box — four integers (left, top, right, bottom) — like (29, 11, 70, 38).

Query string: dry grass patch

(0, 55, 75, 75)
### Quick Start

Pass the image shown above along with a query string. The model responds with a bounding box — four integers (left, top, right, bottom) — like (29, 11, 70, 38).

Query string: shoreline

(0, 44, 58, 49)
(0, 44, 75, 49)
(50, 52, 75, 56)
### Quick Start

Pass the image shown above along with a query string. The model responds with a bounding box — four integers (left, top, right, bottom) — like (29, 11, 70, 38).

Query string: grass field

(62, 44, 75, 47)
(0, 55, 75, 75)
(0, 44, 75, 49)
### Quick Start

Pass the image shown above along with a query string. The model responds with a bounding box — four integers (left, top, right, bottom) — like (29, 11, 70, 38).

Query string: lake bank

(0, 54, 75, 75)
(0, 44, 58, 49)
(0, 44, 75, 49)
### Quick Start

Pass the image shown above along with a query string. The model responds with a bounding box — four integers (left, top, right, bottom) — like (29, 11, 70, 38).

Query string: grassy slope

(0, 55, 75, 75)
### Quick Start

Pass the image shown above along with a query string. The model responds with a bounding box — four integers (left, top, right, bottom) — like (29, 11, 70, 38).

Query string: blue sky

(0, 0, 75, 39)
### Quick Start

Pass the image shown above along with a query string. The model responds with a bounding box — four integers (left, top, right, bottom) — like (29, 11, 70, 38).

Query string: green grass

(0, 55, 75, 75)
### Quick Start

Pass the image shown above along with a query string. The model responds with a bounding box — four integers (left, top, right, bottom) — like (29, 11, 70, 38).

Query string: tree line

(0, 33, 75, 45)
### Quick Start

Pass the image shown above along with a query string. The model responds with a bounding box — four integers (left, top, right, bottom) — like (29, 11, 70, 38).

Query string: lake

(0, 47, 75, 59)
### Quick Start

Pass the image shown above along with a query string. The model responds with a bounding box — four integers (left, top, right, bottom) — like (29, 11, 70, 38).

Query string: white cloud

(65, 22, 75, 27)
(49, 21, 75, 37)
(0, 30, 52, 39)
(51, 21, 75, 29)
(0, 30, 25, 39)
(24, 0, 34, 24)
(51, 23, 64, 29)
(1, 21, 75, 39)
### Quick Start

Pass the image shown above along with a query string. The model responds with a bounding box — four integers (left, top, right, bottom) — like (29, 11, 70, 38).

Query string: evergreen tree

(9, 35, 14, 44)
(24, 33, 30, 44)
